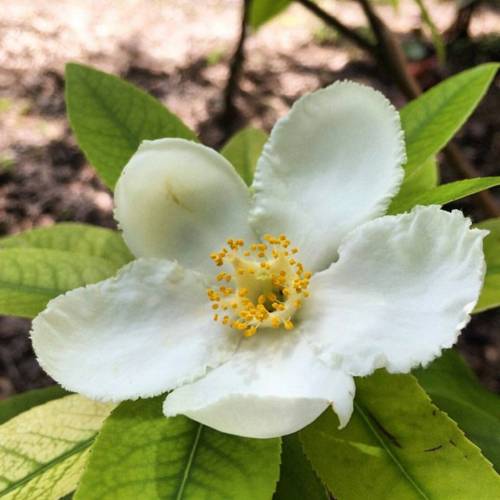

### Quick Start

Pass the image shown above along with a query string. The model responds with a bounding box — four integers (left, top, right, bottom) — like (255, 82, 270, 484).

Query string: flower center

(207, 234, 311, 337)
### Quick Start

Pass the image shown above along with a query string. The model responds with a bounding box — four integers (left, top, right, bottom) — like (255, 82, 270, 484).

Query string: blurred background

(0, 0, 498, 398)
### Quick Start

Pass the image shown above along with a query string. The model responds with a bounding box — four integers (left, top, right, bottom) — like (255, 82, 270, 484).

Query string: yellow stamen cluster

(207, 234, 311, 337)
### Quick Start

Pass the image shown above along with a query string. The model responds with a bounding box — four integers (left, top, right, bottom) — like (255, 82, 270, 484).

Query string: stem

(357, 0, 421, 99)
(444, 0, 480, 43)
(296, 0, 376, 55)
(218, 0, 251, 137)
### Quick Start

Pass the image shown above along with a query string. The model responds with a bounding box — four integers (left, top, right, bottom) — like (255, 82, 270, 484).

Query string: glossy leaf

(474, 218, 500, 312)
(65, 63, 197, 189)
(76, 398, 281, 499)
(414, 350, 500, 470)
(0, 248, 123, 318)
(274, 434, 328, 500)
(401, 63, 499, 174)
(249, 0, 292, 30)
(388, 176, 500, 214)
(0, 223, 133, 268)
(0, 395, 113, 499)
(301, 371, 500, 499)
(221, 127, 268, 185)
(0, 386, 68, 425)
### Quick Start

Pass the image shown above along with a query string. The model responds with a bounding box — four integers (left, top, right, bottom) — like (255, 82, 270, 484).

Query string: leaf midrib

(76, 70, 139, 152)
(354, 402, 430, 500)
(0, 436, 95, 497)
(175, 424, 204, 500)
(0, 280, 63, 296)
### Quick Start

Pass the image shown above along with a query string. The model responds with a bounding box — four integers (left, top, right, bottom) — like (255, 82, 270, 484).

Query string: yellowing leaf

(0, 395, 114, 499)
(0, 386, 68, 425)
(76, 398, 281, 499)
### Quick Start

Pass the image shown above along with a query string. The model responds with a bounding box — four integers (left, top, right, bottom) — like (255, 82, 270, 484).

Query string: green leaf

(388, 176, 500, 214)
(76, 398, 281, 499)
(401, 63, 499, 175)
(65, 63, 197, 189)
(389, 156, 438, 213)
(413, 0, 446, 63)
(221, 127, 268, 186)
(0, 386, 68, 425)
(0, 248, 123, 318)
(301, 371, 500, 500)
(474, 218, 500, 313)
(414, 350, 500, 470)
(274, 434, 328, 500)
(0, 223, 133, 268)
(0, 224, 133, 318)
(249, 0, 292, 30)
(0, 395, 114, 499)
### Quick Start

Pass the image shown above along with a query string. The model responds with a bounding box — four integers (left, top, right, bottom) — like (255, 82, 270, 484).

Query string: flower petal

(250, 81, 405, 271)
(164, 331, 354, 438)
(300, 205, 487, 376)
(31, 259, 238, 402)
(115, 139, 255, 273)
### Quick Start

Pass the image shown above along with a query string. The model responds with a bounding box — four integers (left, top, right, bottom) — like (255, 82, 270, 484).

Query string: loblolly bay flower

(32, 82, 487, 439)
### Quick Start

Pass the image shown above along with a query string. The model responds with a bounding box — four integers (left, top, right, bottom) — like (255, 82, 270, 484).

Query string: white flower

(31, 82, 487, 439)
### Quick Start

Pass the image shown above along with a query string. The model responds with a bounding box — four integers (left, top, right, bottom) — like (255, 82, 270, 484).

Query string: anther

(208, 234, 311, 337)
(244, 326, 257, 337)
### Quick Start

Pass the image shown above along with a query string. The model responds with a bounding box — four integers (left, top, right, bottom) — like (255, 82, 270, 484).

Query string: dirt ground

(0, 0, 499, 398)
